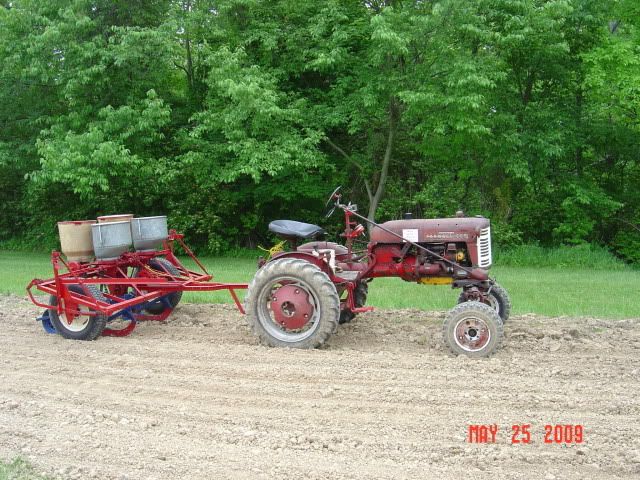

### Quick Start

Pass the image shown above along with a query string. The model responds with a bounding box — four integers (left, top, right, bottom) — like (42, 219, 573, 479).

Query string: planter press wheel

(90, 268, 136, 336)
(48, 284, 108, 340)
(134, 258, 183, 316)
(245, 258, 340, 349)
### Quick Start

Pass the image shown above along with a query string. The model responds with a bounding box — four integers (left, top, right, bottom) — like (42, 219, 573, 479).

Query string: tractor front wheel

(458, 282, 511, 323)
(443, 301, 503, 357)
(245, 258, 340, 348)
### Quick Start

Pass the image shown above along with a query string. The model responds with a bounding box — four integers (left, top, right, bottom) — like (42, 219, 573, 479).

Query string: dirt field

(1, 294, 639, 480)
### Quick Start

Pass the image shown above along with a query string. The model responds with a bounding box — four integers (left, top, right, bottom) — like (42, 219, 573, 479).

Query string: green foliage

(490, 220, 525, 250)
(33, 90, 171, 200)
(186, 46, 326, 182)
(0, 0, 638, 259)
(611, 231, 640, 264)
(0, 457, 52, 480)
(552, 181, 622, 244)
(495, 243, 630, 270)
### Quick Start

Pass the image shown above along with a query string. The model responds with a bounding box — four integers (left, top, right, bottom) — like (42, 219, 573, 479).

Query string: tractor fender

(268, 251, 333, 277)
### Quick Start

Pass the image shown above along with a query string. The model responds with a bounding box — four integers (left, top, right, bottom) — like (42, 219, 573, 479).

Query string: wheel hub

(454, 317, 491, 352)
(463, 288, 500, 316)
(270, 284, 314, 330)
(61, 302, 90, 332)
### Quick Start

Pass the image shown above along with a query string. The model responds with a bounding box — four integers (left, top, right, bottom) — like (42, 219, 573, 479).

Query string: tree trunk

(575, 86, 583, 177)
(185, 1, 194, 93)
(366, 99, 399, 225)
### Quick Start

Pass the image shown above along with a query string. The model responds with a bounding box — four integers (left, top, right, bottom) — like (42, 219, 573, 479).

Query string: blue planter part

(37, 310, 57, 334)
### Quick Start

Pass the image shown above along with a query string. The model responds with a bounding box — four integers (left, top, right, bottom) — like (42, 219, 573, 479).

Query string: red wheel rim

(270, 284, 314, 330)
(454, 316, 491, 352)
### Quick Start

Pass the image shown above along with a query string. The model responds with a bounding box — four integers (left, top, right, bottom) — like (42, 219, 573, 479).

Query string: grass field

(1, 248, 638, 319)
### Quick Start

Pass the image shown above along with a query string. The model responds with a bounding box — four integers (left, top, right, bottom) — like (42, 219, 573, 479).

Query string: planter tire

(245, 258, 339, 349)
(443, 301, 503, 358)
(48, 284, 108, 340)
(140, 258, 183, 315)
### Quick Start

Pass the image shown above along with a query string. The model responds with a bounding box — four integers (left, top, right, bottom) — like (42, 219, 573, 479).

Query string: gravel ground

(1, 294, 639, 479)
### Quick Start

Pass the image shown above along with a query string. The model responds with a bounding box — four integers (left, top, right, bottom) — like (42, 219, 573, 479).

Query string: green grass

(2, 248, 639, 319)
(367, 267, 639, 318)
(0, 458, 51, 480)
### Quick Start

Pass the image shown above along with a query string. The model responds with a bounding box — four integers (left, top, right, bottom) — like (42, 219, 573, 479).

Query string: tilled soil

(1, 294, 639, 479)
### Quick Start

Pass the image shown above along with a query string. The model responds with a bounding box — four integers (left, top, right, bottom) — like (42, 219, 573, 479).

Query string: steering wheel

(324, 186, 342, 218)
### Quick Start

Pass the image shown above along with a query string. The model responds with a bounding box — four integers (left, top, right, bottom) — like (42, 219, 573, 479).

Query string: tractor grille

(477, 227, 492, 268)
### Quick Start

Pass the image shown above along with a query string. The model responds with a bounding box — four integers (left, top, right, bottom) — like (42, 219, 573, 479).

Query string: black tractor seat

(268, 220, 326, 241)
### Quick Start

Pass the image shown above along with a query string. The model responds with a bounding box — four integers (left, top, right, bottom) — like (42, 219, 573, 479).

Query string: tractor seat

(268, 220, 326, 240)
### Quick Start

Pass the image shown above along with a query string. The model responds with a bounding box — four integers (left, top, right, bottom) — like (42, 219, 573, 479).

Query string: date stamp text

(467, 424, 584, 444)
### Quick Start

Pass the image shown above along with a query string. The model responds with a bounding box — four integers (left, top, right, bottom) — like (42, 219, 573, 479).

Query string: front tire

(458, 282, 511, 323)
(443, 301, 503, 357)
(245, 258, 339, 348)
(48, 285, 108, 340)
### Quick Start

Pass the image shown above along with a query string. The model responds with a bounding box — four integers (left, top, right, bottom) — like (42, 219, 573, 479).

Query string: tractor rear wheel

(48, 284, 108, 340)
(339, 281, 368, 324)
(443, 301, 503, 357)
(245, 258, 340, 348)
(458, 282, 511, 323)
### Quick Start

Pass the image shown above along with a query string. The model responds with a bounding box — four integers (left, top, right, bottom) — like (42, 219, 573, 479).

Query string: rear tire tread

(245, 258, 339, 349)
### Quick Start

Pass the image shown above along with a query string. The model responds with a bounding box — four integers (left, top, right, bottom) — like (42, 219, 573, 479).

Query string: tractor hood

(370, 217, 490, 244)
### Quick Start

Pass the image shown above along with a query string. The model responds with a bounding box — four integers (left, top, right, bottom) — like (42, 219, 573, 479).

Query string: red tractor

(245, 188, 510, 357)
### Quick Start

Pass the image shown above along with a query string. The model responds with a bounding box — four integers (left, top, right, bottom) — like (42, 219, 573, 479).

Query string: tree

(582, 0, 640, 260)
(300, 1, 496, 223)
(0, 0, 638, 259)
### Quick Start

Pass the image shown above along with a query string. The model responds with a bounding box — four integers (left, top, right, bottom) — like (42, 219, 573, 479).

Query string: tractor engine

(368, 216, 492, 282)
